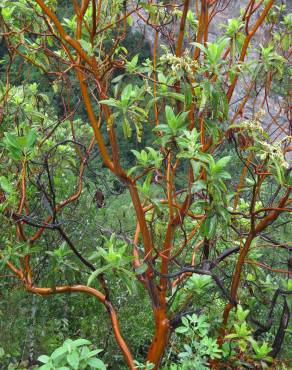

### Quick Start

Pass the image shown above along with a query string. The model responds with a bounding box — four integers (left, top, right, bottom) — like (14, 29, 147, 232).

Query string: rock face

(208, 0, 292, 39)
(216, 1, 291, 147)
(132, 1, 291, 47)
(131, 0, 291, 154)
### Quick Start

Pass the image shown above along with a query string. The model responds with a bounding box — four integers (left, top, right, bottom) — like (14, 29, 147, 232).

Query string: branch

(250, 288, 292, 339)
(57, 226, 96, 271)
(270, 298, 290, 358)
(25, 284, 135, 369)
(148, 262, 236, 305)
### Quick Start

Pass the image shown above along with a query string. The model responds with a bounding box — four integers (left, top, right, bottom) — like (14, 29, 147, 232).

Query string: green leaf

(122, 117, 132, 138)
(236, 305, 249, 322)
(225, 333, 239, 339)
(219, 171, 231, 180)
(273, 162, 284, 184)
(177, 111, 189, 127)
(165, 105, 176, 128)
(111, 74, 125, 83)
(87, 266, 110, 286)
(175, 326, 188, 333)
(26, 129, 37, 148)
(67, 351, 79, 370)
(126, 54, 139, 72)
(38, 355, 50, 364)
(0, 176, 13, 194)
(191, 42, 208, 55)
(88, 357, 106, 369)
(217, 207, 230, 224)
(181, 316, 189, 326)
(73, 339, 91, 347)
(38, 93, 50, 104)
(161, 92, 185, 102)
(51, 346, 67, 360)
(39, 364, 53, 370)
(99, 99, 119, 107)
(216, 156, 231, 169)
(131, 149, 141, 160)
(127, 14, 133, 26)
(203, 215, 218, 239)
(121, 84, 133, 101)
(85, 349, 103, 358)
(79, 39, 93, 55)
(157, 73, 168, 92)
(4, 133, 21, 149)
(191, 180, 206, 193)
(135, 263, 148, 275)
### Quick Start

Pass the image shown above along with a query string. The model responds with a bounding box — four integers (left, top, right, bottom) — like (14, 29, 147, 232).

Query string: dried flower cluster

(160, 48, 199, 76)
(238, 110, 290, 168)
(259, 137, 291, 168)
(239, 109, 266, 135)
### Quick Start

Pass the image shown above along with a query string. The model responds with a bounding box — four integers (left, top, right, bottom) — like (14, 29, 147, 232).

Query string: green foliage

(134, 360, 154, 370)
(225, 305, 273, 363)
(154, 106, 189, 141)
(3, 129, 37, 160)
(100, 83, 151, 142)
(171, 274, 213, 313)
(171, 313, 222, 369)
(0, 1, 291, 369)
(192, 38, 230, 72)
(130, 147, 163, 171)
(259, 44, 286, 75)
(87, 234, 135, 292)
(37, 339, 106, 370)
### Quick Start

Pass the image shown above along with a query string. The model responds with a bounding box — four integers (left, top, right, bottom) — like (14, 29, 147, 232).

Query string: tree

(0, 0, 291, 368)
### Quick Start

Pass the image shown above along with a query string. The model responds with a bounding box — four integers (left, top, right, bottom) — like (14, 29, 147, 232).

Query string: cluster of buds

(259, 137, 291, 169)
(239, 109, 266, 135)
(160, 48, 199, 77)
(238, 110, 290, 169)
(171, 9, 183, 17)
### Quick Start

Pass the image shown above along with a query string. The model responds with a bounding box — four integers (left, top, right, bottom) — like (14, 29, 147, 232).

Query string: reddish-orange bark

(1, 0, 289, 368)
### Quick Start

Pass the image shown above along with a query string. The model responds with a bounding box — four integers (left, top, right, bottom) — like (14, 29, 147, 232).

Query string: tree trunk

(147, 307, 170, 369)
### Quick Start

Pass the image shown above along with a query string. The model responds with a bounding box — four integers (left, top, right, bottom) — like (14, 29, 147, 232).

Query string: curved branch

(25, 284, 135, 369)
